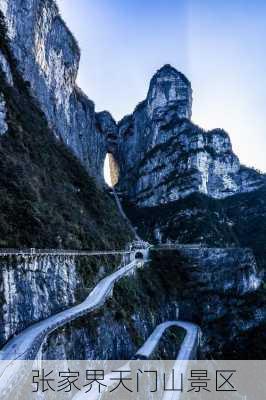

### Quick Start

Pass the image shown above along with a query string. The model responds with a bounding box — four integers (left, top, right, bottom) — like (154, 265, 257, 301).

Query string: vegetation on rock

(0, 12, 132, 249)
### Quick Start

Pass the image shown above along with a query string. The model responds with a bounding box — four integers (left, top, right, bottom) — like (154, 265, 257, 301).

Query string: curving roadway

(136, 320, 199, 360)
(73, 321, 199, 400)
(0, 260, 138, 361)
(0, 257, 199, 400)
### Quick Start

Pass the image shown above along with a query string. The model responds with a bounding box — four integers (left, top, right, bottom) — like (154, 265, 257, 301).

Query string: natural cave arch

(103, 152, 120, 187)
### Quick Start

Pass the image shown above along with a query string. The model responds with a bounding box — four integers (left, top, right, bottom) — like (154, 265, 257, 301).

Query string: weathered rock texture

(0, 0, 265, 362)
(0, 6, 132, 350)
(174, 248, 265, 358)
(0, 12, 133, 250)
(0, 0, 108, 184)
(0, 253, 123, 348)
(117, 65, 265, 207)
(0, 93, 7, 134)
(0, 255, 78, 346)
(41, 248, 265, 360)
(1, 0, 264, 198)
(96, 111, 120, 186)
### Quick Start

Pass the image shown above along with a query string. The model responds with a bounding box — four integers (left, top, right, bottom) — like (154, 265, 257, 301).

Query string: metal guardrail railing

(153, 243, 251, 251)
(0, 240, 151, 257)
(0, 248, 133, 257)
(155, 243, 204, 249)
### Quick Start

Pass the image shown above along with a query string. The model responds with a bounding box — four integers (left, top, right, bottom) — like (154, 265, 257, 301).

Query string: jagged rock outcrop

(117, 65, 265, 207)
(146, 64, 192, 120)
(0, 0, 108, 184)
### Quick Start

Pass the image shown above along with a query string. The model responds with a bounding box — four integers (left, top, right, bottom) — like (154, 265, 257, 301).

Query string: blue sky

(57, 0, 266, 171)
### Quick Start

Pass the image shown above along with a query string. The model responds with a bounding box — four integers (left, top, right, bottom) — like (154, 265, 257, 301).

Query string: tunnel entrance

(135, 251, 144, 260)
(103, 153, 119, 187)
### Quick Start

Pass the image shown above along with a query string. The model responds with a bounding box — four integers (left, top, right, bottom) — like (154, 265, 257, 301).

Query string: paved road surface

(136, 320, 199, 360)
(0, 260, 137, 361)
(74, 320, 199, 400)
(0, 260, 138, 398)
(163, 322, 200, 400)
(0, 256, 199, 400)
(0, 261, 139, 398)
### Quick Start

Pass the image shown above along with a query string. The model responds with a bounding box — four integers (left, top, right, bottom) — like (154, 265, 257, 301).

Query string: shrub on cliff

(0, 13, 132, 249)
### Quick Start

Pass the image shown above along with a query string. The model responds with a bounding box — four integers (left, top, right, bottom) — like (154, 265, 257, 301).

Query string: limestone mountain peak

(146, 64, 193, 120)
(153, 64, 190, 82)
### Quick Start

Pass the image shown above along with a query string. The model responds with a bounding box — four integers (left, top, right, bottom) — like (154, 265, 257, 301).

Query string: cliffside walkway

(153, 243, 250, 251)
(154, 243, 204, 250)
(0, 248, 132, 257)
(0, 239, 222, 258)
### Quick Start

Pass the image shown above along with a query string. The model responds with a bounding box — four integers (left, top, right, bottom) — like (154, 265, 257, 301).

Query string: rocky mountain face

(118, 65, 266, 280)
(40, 248, 265, 360)
(0, 9, 132, 250)
(1, 0, 264, 203)
(0, 255, 78, 346)
(114, 66, 265, 359)
(0, 6, 132, 348)
(117, 65, 265, 207)
(0, 252, 122, 348)
(0, 0, 265, 362)
(0, 0, 110, 185)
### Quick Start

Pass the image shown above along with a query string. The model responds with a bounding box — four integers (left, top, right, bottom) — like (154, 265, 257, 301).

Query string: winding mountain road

(163, 322, 200, 400)
(136, 320, 199, 360)
(0, 260, 142, 398)
(0, 238, 199, 400)
(73, 321, 199, 400)
(0, 260, 138, 362)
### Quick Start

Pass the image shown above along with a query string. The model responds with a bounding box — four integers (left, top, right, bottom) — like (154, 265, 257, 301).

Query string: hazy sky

(57, 0, 266, 171)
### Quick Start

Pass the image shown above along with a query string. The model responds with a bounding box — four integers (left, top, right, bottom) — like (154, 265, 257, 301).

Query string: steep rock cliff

(96, 111, 118, 149)
(124, 187, 266, 277)
(0, 252, 123, 347)
(117, 65, 265, 207)
(40, 248, 265, 360)
(0, 11, 132, 345)
(0, 13, 132, 249)
(0, 0, 265, 362)
(0, 255, 78, 346)
(0, 0, 108, 184)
